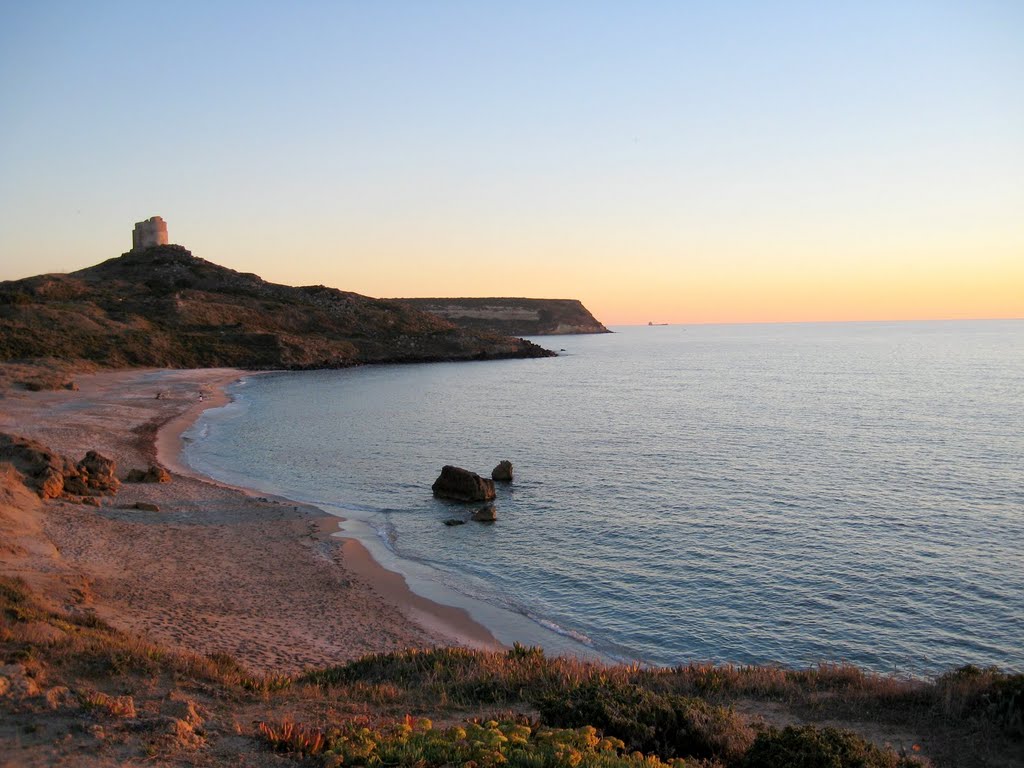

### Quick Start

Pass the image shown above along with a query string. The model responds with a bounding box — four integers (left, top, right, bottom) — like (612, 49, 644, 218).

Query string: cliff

(394, 297, 610, 336)
(0, 246, 554, 369)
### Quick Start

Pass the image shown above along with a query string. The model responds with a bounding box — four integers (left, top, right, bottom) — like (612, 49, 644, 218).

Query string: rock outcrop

(394, 298, 610, 336)
(66, 451, 120, 496)
(431, 466, 496, 502)
(126, 466, 171, 483)
(0, 433, 74, 499)
(491, 460, 513, 482)
(0, 433, 119, 499)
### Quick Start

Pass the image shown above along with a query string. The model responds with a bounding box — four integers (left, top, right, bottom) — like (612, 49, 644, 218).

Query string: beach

(0, 366, 501, 674)
(2, 358, 1020, 768)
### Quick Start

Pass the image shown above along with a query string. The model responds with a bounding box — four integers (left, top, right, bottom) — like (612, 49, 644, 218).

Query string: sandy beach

(1, 370, 1013, 768)
(0, 366, 501, 674)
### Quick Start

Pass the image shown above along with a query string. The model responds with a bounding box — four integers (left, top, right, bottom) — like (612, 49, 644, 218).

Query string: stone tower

(132, 216, 168, 251)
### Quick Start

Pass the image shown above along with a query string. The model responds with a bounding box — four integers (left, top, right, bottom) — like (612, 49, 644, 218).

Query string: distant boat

(648, 321, 669, 326)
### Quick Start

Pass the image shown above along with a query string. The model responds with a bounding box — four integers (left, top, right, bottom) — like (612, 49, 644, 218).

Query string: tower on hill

(132, 216, 168, 251)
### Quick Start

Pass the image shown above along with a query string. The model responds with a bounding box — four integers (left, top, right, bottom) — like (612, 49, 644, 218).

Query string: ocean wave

(526, 614, 593, 647)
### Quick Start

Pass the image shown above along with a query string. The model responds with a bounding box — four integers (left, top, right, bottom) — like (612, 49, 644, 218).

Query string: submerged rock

(471, 506, 497, 522)
(431, 465, 495, 502)
(442, 518, 466, 527)
(491, 460, 513, 482)
(134, 501, 160, 512)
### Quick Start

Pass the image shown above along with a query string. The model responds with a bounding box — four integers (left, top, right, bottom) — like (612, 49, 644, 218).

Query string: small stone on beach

(126, 466, 171, 484)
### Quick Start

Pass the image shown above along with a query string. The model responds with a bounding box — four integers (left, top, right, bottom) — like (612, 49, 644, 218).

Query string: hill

(394, 297, 610, 336)
(0, 246, 554, 369)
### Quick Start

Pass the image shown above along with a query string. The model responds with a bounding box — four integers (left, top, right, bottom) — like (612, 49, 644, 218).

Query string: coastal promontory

(0, 246, 555, 370)
(393, 297, 610, 336)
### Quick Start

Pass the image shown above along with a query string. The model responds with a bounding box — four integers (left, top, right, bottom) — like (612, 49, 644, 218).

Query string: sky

(1, 2, 1021, 325)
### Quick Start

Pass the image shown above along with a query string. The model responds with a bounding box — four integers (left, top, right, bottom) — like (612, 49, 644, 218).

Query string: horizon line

(609, 316, 1024, 328)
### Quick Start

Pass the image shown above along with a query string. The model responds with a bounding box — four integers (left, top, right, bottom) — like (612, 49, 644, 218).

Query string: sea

(182, 320, 1024, 676)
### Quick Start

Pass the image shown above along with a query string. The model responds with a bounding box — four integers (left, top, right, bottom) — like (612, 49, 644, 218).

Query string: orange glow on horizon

(590, 265, 1024, 326)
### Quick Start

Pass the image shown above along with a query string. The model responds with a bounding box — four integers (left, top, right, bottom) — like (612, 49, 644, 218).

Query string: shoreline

(157, 370, 504, 654)
(0, 365, 502, 673)
(175, 371, 610, 664)
(2, 364, 1017, 767)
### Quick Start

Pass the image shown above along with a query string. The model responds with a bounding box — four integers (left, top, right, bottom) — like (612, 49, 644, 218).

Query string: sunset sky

(1, 2, 1021, 325)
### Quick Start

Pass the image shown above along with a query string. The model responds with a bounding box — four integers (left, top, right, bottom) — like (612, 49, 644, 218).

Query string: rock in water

(491, 460, 513, 482)
(443, 518, 466, 527)
(471, 506, 497, 522)
(431, 465, 496, 502)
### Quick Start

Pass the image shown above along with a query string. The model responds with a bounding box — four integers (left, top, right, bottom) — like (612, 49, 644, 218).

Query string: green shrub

(740, 725, 922, 768)
(986, 673, 1024, 736)
(536, 680, 753, 763)
(259, 716, 698, 768)
(510, 641, 547, 660)
(300, 646, 607, 705)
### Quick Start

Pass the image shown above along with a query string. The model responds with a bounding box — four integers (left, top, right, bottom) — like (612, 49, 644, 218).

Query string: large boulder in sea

(431, 465, 496, 502)
(491, 460, 513, 482)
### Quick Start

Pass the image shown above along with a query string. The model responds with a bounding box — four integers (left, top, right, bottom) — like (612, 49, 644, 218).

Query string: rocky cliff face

(0, 246, 555, 369)
(394, 298, 609, 336)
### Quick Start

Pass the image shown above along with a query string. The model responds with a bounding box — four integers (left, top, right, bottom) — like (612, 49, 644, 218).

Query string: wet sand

(0, 366, 501, 673)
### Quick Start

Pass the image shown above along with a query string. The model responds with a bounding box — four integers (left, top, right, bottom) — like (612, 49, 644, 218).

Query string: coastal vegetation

(2, 576, 1020, 767)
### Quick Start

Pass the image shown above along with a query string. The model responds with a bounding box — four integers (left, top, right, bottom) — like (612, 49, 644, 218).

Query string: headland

(393, 297, 610, 336)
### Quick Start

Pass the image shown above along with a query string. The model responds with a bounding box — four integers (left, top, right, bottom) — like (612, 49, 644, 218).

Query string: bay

(184, 320, 1024, 674)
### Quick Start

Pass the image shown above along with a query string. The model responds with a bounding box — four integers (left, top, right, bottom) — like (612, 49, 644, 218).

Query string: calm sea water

(184, 321, 1024, 675)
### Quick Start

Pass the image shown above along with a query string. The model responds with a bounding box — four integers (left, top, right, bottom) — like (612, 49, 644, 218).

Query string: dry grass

(1, 577, 1020, 767)
(0, 359, 96, 396)
(0, 575, 289, 695)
